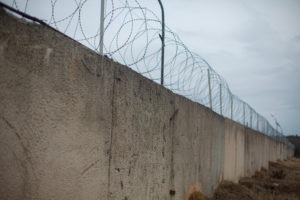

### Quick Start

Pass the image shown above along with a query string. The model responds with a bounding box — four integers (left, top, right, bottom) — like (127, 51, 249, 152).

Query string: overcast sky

(140, 0, 300, 135)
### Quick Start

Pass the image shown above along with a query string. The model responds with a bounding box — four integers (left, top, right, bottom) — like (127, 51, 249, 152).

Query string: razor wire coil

(1, 0, 294, 148)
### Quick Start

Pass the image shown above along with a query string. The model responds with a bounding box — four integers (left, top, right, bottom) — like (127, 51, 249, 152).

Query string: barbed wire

(1, 0, 294, 148)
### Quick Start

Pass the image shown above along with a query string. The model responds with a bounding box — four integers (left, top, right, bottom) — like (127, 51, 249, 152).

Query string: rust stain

(186, 184, 205, 200)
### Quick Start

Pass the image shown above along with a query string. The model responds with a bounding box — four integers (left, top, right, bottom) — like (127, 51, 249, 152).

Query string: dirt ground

(208, 158, 300, 200)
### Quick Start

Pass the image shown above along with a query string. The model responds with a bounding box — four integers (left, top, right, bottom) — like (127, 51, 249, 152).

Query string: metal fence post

(219, 83, 222, 115)
(250, 109, 252, 128)
(264, 120, 267, 134)
(243, 103, 245, 125)
(207, 69, 212, 109)
(257, 115, 259, 131)
(230, 95, 233, 120)
(158, 0, 165, 85)
(99, 0, 105, 55)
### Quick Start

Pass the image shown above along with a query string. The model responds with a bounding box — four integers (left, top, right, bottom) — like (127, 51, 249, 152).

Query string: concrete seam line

(107, 62, 116, 200)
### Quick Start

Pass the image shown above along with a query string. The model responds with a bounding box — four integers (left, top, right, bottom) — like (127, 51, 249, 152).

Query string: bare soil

(209, 158, 300, 200)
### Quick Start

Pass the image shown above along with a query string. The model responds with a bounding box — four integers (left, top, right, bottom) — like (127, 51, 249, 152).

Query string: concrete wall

(0, 7, 294, 200)
(223, 120, 294, 182)
(172, 96, 225, 199)
(223, 120, 245, 182)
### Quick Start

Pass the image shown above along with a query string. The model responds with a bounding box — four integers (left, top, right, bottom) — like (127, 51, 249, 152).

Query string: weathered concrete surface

(108, 65, 175, 200)
(0, 7, 113, 200)
(225, 125, 294, 181)
(223, 120, 245, 182)
(0, 7, 294, 200)
(172, 96, 224, 197)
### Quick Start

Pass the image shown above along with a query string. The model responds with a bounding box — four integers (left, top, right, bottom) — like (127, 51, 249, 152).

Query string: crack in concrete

(169, 102, 176, 200)
(1, 116, 26, 152)
(0, 115, 37, 198)
(170, 109, 178, 121)
(81, 159, 101, 175)
(107, 64, 117, 200)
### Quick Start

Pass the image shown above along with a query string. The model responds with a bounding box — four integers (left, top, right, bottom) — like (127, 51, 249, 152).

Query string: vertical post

(250, 109, 252, 128)
(243, 103, 245, 125)
(207, 69, 212, 109)
(99, 0, 105, 55)
(158, 0, 165, 85)
(230, 95, 233, 120)
(219, 84, 222, 115)
(257, 115, 259, 130)
(264, 120, 267, 134)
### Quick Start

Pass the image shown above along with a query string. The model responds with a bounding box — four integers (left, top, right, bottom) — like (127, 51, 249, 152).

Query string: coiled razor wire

(1, 0, 294, 148)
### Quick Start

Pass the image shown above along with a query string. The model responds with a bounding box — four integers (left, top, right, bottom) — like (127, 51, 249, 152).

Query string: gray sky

(147, 0, 300, 135)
